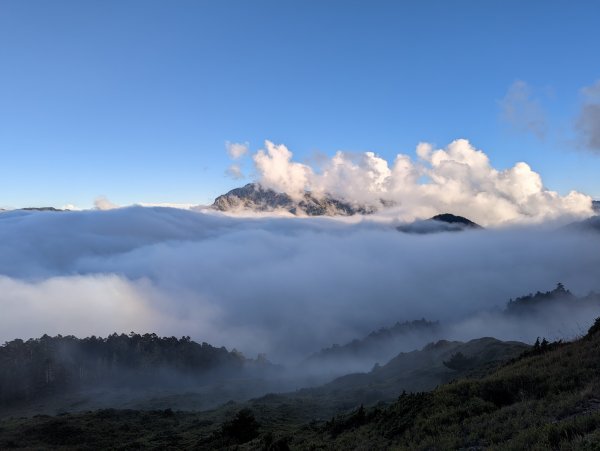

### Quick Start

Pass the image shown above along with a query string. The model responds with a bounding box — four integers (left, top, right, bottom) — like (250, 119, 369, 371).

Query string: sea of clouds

(1, 203, 599, 362)
(1, 139, 599, 362)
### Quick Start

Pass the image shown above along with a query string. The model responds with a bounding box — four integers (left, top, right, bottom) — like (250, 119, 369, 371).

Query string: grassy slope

(296, 330, 600, 450)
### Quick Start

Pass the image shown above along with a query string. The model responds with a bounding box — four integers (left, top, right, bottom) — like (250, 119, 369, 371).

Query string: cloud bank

(252, 139, 592, 226)
(1, 207, 600, 363)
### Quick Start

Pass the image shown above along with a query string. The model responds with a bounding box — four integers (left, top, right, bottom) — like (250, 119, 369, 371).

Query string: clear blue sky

(1, 0, 600, 208)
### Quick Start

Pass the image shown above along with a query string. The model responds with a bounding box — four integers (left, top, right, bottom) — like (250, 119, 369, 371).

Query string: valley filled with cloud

(2, 200, 599, 364)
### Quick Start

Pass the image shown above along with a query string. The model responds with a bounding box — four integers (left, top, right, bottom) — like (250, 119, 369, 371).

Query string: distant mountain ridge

(305, 319, 441, 376)
(0, 207, 66, 213)
(505, 282, 600, 315)
(307, 283, 600, 379)
(21, 207, 66, 212)
(212, 183, 376, 216)
(431, 213, 481, 228)
(397, 213, 482, 234)
(315, 337, 528, 400)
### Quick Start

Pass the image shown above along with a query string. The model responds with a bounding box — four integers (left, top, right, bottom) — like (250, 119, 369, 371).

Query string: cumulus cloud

(1, 207, 600, 363)
(226, 141, 249, 160)
(253, 140, 313, 199)
(500, 80, 547, 140)
(575, 80, 600, 152)
(251, 139, 592, 226)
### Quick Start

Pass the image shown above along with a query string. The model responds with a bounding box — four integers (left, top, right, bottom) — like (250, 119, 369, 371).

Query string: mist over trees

(505, 282, 600, 315)
(0, 333, 252, 407)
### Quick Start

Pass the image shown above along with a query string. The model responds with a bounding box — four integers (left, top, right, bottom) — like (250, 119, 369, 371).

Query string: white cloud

(0, 275, 164, 340)
(226, 141, 249, 160)
(94, 196, 119, 210)
(1, 207, 600, 363)
(61, 204, 82, 211)
(252, 139, 593, 226)
(137, 202, 196, 209)
(253, 140, 313, 199)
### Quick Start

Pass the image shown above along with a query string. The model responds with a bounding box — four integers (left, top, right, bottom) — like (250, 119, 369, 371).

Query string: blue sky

(1, 0, 600, 208)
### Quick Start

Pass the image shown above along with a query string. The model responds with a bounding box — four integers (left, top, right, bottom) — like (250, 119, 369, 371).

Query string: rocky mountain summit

(212, 183, 375, 216)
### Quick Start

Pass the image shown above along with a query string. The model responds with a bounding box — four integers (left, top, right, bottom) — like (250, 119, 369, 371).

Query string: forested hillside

(2, 319, 598, 449)
(0, 333, 254, 407)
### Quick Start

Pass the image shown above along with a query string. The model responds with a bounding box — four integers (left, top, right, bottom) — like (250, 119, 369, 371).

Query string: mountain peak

(430, 213, 482, 228)
(397, 213, 482, 234)
(211, 183, 375, 216)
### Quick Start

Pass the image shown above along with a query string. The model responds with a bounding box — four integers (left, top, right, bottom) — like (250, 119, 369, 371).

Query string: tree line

(0, 332, 246, 406)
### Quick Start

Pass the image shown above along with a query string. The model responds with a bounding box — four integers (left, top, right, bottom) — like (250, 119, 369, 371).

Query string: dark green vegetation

(0, 333, 278, 416)
(2, 285, 600, 448)
(308, 284, 600, 378)
(3, 322, 600, 449)
(304, 337, 528, 407)
(301, 320, 600, 450)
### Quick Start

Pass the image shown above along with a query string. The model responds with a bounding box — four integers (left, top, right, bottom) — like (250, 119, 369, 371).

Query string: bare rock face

(211, 183, 375, 216)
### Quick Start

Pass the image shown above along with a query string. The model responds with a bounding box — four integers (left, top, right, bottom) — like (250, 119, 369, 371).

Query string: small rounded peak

(431, 213, 481, 228)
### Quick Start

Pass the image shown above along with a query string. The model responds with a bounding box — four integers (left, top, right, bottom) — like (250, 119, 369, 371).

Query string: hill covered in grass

(292, 318, 600, 449)
(297, 337, 528, 410)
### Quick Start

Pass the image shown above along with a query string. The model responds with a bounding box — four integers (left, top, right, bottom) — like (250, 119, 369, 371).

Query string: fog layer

(1, 207, 599, 361)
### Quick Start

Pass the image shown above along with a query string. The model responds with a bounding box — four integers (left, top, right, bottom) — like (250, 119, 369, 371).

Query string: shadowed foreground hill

(298, 320, 600, 449)
(2, 322, 600, 449)
(295, 337, 528, 411)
